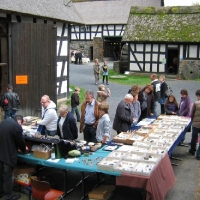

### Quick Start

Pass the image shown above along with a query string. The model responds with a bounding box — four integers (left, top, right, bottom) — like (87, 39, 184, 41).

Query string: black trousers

(0, 161, 14, 200)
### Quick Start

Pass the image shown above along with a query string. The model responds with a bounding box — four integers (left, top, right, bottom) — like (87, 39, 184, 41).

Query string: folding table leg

(92, 173, 105, 190)
(64, 170, 73, 194)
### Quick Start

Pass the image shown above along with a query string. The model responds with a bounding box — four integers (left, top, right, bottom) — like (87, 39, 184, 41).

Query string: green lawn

(107, 69, 150, 86)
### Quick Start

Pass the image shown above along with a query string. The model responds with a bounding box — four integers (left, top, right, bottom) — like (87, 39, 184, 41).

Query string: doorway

(103, 37, 124, 61)
(167, 48, 179, 74)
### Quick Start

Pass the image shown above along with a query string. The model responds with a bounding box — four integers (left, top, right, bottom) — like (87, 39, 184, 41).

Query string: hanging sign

(16, 75, 28, 84)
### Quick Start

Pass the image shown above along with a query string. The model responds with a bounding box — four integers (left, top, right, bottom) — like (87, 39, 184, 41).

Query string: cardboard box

(88, 185, 115, 200)
(33, 150, 51, 159)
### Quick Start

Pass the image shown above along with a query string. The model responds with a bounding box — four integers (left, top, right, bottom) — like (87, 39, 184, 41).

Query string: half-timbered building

(0, 0, 83, 119)
(122, 6, 200, 79)
(71, 0, 163, 61)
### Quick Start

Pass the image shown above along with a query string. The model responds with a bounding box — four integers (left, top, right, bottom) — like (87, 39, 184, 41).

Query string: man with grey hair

(113, 94, 135, 134)
(80, 90, 100, 142)
(57, 104, 78, 140)
(34, 95, 58, 136)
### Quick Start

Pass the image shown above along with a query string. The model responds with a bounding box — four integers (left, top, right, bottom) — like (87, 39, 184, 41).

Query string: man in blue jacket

(0, 115, 26, 200)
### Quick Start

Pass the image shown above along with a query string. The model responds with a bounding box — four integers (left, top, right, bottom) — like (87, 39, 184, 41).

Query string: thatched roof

(73, 0, 161, 25)
(0, 0, 83, 24)
(122, 6, 200, 42)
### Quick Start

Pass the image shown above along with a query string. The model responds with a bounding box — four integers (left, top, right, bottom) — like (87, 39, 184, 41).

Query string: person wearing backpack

(1, 84, 20, 119)
(159, 75, 168, 114)
(57, 104, 78, 140)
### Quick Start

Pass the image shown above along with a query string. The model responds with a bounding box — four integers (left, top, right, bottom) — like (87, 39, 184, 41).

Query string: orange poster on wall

(16, 75, 28, 84)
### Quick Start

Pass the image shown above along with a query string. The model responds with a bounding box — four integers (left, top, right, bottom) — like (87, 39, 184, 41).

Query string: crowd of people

(0, 70, 200, 199)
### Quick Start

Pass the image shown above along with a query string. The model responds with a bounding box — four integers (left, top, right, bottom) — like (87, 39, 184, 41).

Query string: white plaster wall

(130, 44, 135, 51)
(145, 63, 150, 72)
(130, 63, 140, 71)
(136, 44, 143, 51)
(153, 44, 158, 52)
(135, 53, 143, 62)
(189, 45, 197, 58)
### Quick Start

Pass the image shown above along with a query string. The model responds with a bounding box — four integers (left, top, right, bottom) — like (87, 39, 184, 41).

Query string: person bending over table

(138, 85, 154, 121)
(96, 102, 111, 144)
(189, 89, 200, 158)
(57, 104, 78, 140)
(113, 94, 135, 134)
(0, 115, 27, 200)
(34, 95, 58, 136)
(164, 95, 179, 115)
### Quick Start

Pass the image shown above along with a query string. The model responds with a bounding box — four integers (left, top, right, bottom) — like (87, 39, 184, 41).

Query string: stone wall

(71, 41, 93, 60)
(179, 60, 200, 80)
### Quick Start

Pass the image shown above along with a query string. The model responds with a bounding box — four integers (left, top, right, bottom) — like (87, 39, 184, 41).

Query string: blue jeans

(0, 161, 14, 200)
(190, 127, 200, 156)
(153, 101, 160, 117)
(4, 110, 17, 119)
(71, 107, 80, 122)
(83, 125, 97, 143)
(45, 129, 57, 136)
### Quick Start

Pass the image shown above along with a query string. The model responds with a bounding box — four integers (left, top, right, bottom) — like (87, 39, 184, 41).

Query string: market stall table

(116, 154, 176, 200)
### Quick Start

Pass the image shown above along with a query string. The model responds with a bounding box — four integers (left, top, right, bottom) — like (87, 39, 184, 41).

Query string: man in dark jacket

(150, 74, 161, 117)
(0, 116, 26, 200)
(113, 94, 135, 134)
(71, 87, 80, 122)
(57, 104, 78, 140)
(1, 84, 20, 119)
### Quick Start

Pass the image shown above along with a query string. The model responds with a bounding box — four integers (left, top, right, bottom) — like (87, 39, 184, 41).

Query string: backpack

(3, 98, 9, 106)
(165, 85, 173, 97)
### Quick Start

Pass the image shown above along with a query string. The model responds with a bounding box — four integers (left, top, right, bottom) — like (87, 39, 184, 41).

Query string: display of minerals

(125, 152, 144, 161)
(116, 145, 136, 152)
(115, 132, 132, 139)
(107, 151, 127, 159)
(98, 157, 120, 171)
(133, 162, 156, 175)
(128, 134, 145, 141)
(142, 153, 161, 162)
(148, 147, 167, 156)
(114, 160, 138, 173)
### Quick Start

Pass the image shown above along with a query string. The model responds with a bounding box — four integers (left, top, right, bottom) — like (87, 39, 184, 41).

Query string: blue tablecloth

(18, 147, 120, 176)
(168, 121, 191, 156)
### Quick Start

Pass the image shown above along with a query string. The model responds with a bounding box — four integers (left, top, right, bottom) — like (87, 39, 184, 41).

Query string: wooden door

(0, 19, 8, 121)
(93, 37, 103, 62)
(10, 23, 57, 117)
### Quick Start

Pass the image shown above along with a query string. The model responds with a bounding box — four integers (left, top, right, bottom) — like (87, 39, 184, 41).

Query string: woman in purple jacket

(179, 89, 193, 117)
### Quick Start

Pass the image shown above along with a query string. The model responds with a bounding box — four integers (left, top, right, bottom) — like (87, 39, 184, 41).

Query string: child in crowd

(102, 61, 109, 85)
(96, 84, 110, 103)
(96, 102, 111, 144)
(71, 87, 80, 122)
(164, 95, 178, 115)
(93, 58, 100, 85)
